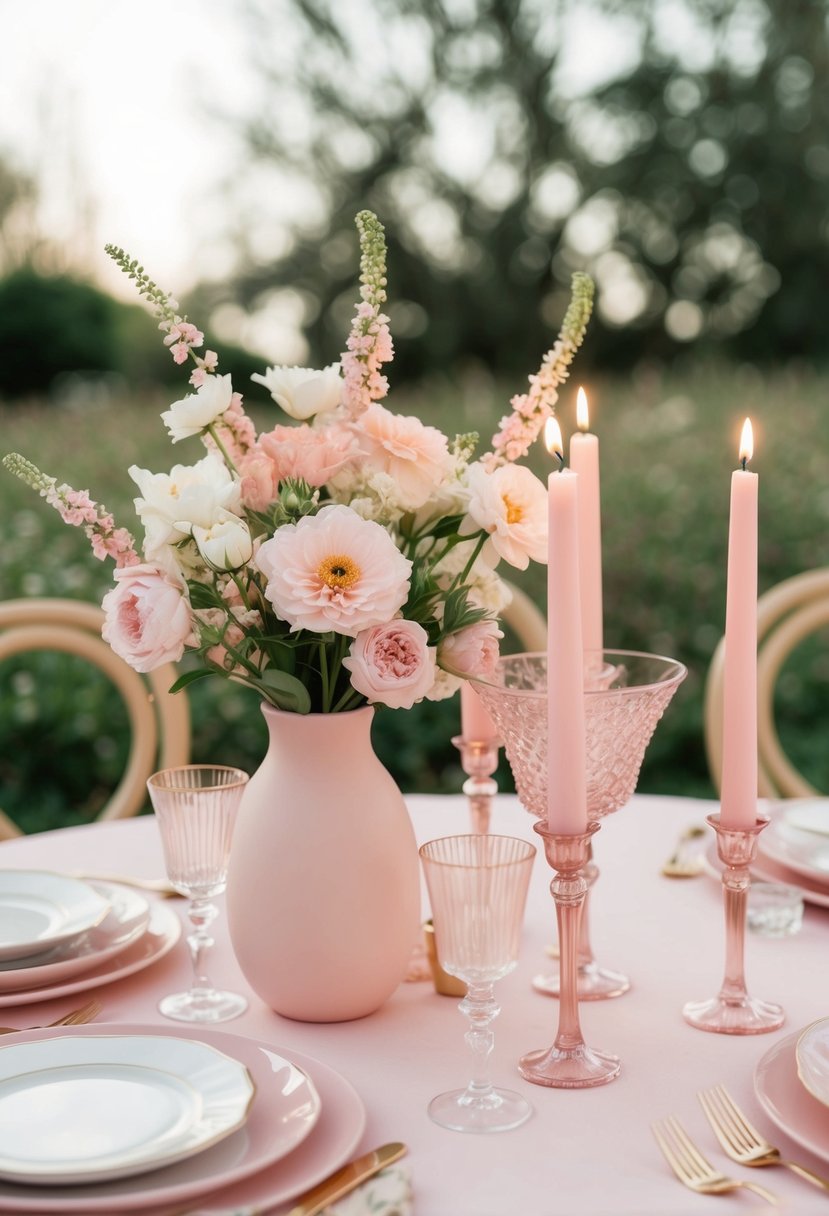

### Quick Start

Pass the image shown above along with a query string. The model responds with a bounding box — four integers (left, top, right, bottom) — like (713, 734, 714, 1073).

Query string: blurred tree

(212, 0, 829, 375)
(209, 0, 583, 382)
(578, 0, 829, 363)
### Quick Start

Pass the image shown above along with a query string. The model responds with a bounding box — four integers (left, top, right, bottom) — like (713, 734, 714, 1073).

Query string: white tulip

(189, 511, 254, 571)
(161, 374, 234, 442)
(251, 363, 342, 420)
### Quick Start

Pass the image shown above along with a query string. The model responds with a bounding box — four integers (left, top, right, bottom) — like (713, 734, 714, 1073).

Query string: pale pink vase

(225, 704, 420, 1022)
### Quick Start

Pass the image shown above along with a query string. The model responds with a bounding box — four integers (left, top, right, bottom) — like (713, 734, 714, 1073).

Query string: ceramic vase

(225, 703, 420, 1022)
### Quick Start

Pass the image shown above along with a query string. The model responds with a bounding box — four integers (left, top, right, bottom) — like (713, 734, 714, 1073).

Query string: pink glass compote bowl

(476, 650, 687, 997)
(474, 649, 686, 1087)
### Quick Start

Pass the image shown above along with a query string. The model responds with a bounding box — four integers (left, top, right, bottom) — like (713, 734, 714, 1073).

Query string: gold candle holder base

(423, 920, 466, 997)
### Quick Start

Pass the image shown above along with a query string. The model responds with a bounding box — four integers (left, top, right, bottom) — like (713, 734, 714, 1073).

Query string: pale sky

(0, 1, 255, 300)
(0, 0, 661, 354)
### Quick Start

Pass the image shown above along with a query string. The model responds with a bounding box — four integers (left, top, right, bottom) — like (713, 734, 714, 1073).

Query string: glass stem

(720, 864, 749, 1003)
(460, 982, 499, 1101)
(578, 856, 598, 967)
(553, 873, 588, 1051)
(186, 897, 218, 994)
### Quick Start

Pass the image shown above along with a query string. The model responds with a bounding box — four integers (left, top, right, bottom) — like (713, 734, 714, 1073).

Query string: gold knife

(286, 1141, 408, 1216)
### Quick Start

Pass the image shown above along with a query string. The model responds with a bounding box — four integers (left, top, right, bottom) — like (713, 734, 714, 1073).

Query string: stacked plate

(755, 1017, 829, 1166)
(0, 871, 181, 1007)
(705, 799, 829, 907)
(0, 1024, 366, 1213)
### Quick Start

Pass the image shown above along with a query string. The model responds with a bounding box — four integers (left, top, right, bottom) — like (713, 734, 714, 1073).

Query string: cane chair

(500, 580, 548, 652)
(704, 568, 829, 798)
(0, 598, 190, 838)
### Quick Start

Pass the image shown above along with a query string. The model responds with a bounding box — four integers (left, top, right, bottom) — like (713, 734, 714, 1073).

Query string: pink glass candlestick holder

(683, 813, 784, 1035)
(452, 735, 501, 833)
(532, 840, 631, 1000)
(519, 821, 621, 1088)
(474, 651, 686, 1000)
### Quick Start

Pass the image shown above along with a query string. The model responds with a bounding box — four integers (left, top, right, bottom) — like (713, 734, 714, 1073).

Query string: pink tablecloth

(2, 793, 828, 1214)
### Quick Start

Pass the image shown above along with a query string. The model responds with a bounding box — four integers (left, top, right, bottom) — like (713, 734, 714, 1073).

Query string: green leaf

(425, 513, 466, 540)
(254, 668, 312, 714)
(186, 580, 223, 610)
(168, 668, 216, 693)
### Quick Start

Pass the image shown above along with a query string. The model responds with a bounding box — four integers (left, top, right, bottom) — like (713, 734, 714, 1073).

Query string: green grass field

(2, 360, 828, 831)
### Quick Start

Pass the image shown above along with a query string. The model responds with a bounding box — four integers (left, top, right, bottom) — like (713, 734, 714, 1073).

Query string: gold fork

(699, 1084, 829, 1191)
(661, 825, 706, 877)
(72, 871, 181, 897)
(652, 1116, 778, 1204)
(0, 998, 103, 1035)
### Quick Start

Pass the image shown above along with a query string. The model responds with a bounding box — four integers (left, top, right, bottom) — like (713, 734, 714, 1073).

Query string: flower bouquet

(4, 211, 593, 718)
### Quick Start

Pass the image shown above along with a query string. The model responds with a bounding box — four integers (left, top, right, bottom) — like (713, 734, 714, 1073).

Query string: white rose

(465, 461, 548, 570)
(161, 374, 234, 442)
(130, 454, 242, 559)
(188, 511, 254, 571)
(251, 363, 342, 420)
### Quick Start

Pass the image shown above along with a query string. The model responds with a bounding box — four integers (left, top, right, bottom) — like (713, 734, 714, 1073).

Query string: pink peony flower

(356, 404, 453, 511)
(259, 423, 357, 487)
(465, 461, 548, 570)
(101, 563, 192, 673)
(255, 503, 411, 636)
(344, 619, 436, 709)
(438, 619, 503, 679)
(238, 448, 279, 512)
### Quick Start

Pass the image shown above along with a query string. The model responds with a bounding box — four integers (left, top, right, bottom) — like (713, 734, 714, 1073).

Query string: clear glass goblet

(420, 833, 536, 1132)
(475, 650, 687, 997)
(147, 764, 249, 1023)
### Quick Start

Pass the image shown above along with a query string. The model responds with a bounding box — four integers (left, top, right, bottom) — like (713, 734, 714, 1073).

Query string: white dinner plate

(0, 1024, 363, 1213)
(0, 901, 181, 1008)
(0, 1034, 258, 1185)
(703, 838, 829, 908)
(0, 883, 150, 993)
(759, 801, 829, 883)
(754, 1027, 829, 1165)
(796, 1017, 829, 1110)
(0, 872, 110, 963)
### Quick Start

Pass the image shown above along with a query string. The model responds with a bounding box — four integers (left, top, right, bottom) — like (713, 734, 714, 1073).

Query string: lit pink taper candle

(545, 417, 588, 835)
(569, 386, 603, 658)
(720, 418, 758, 831)
(461, 682, 499, 743)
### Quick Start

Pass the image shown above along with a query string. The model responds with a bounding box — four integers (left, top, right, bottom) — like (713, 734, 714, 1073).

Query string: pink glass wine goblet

(420, 833, 536, 1132)
(147, 764, 249, 1023)
(474, 650, 686, 1087)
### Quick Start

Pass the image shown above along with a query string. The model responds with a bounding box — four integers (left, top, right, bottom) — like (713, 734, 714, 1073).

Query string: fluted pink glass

(147, 764, 249, 1023)
(683, 813, 785, 1034)
(420, 834, 536, 1133)
(474, 650, 687, 1003)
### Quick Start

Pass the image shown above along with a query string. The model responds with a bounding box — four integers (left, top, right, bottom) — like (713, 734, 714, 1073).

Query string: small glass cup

(747, 882, 804, 938)
(147, 764, 249, 1023)
(420, 833, 536, 1133)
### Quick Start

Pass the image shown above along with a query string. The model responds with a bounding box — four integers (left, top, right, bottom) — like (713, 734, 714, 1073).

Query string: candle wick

(555, 451, 565, 469)
(740, 456, 747, 472)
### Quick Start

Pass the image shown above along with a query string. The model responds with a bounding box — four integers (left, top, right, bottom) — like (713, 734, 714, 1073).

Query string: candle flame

(576, 386, 589, 431)
(739, 417, 754, 466)
(544, 416, 565, 465)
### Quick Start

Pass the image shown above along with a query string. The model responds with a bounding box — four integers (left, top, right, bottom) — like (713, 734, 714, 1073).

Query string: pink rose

(101, 563, 192, 673)
(438, 619, 503, 679)
(343, 619, 436, 709)
(259, 423, 356, 488)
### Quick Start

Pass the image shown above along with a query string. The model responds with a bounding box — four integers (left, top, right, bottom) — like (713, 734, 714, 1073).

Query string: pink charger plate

(0, 1023, 366, 1214)
(754, 1029, 829, 1165)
